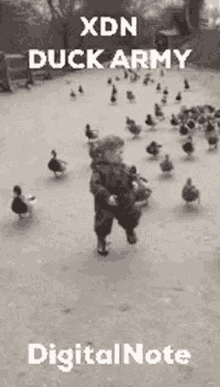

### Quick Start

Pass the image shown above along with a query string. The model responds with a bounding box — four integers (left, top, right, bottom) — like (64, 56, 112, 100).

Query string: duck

(156, 83, 161, 92)
(207, 132, 218, 149)
(197, 114, 207, 129)
(205, 105, 215, 114)
(43, 71, 52, 80)
(112, 84, 117, 95)
(129, 165, 148, 185)
(127, 122, 142, 138)
(134, 72, 140, 80)
(110, 94, 117, 104)
(126, 116, 135, 126)
(177, 112, 188, 123)
(85, 124, 99, 141)
(182, 135, 194, 156)
(191, 111, 200, 122)
(170, 114, 179, 127)
(184, 78, 190, 90)
(177, 105, 189, 121)
(160, 154, 174, 174)
(214, 109, 220, 119)
(155, 104, 164, 120)
(146, 141, 162, 157)
(129, 166, 152, 205)
(70, 90, 76, 98)
(134, 182, 152, 205)
(197, 105, 205, 114)
(182, 178, 200, 205)
(48, 150, 67, 176)
(25, 80, 32, 89)
(127, 91, 135, 102)
(161, 96, 167, 105)
(205, 119, 215, 135)
(176, 92, 182, 102)
(78, 85, 84, 93)
(11, 185, 36, 220)
(107, 77, 112, 85)
(143, 77, 149, 86)
(145, 114, 157, 130)
(130, 73, 138, 82)
(217, 120, 220, 132)
(179, 124, 189, 136)
(163, 87, 168, 95)
(186, 119, 196, 131)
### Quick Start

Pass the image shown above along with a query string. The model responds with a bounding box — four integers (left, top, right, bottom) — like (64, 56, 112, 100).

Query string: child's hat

(96, 135, 124, 153)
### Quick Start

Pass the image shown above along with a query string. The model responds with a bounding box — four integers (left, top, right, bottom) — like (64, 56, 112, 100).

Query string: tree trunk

(62, 23, 69, 49)
(185, 0, 204, 31)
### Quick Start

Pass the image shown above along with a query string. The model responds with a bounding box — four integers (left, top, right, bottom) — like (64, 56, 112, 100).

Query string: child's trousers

(94, 206, 142, 238)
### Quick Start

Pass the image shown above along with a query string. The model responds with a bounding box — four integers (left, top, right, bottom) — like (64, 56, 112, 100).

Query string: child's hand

(132, 181, 139, 192)
(108, 195, 118, 206)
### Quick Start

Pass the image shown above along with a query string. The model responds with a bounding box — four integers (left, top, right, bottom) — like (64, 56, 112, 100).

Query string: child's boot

(126, 229, 137, 244)
(97, 236, 109, 256)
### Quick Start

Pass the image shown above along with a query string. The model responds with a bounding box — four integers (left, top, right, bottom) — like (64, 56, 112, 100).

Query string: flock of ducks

(11, 149, 68, 220)
(85, 63, 220, 208)
(11, 62, 219, 220)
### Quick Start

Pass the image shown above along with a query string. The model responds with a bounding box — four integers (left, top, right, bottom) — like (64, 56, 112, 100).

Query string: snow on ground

(1, 63, 220, 387)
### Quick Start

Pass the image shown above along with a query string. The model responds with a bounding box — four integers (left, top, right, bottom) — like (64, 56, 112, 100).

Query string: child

(89, 147, 152, 205)
(90, 135, 144, 256)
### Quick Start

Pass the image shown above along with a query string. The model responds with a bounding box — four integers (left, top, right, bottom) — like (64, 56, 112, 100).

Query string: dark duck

(207, 132, 218, 150)
(179, 124, 189, 136)
(182, 178, 200, 206)
(182, 135, 194, 156)
(48, 150, 67, 177)
(146, 141, 162, 157)
(85, 124, 99, 141)
(155, 103, 164, 120)
(156, 83, 161, 92)
(160, 154, 174, 174)
(145, 114, 157, 130)
(170, 114, 179, 127)
(11, 185, 36, 220)
(127, 91, 135, 102)
(184, 78, 190, 90)
(175, 92, 182, 102)
(78, 85, 84, 94)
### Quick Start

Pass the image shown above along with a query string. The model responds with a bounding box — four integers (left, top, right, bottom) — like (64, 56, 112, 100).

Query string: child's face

(113, 146, 124, 163)
(104, 146, 124, 163)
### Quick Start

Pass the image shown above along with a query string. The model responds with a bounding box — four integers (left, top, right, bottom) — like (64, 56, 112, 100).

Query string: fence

(0, 51, 54, 92)
(0, 48, 116, 92)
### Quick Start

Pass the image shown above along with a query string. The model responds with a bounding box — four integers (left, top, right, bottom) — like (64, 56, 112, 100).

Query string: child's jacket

(90, 161, 137, 213)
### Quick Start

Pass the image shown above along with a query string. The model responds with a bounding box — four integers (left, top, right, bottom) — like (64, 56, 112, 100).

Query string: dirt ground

(1, 62, 220, 387)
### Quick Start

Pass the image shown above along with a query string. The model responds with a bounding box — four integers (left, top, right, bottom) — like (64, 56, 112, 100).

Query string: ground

(1, 62, 220, 387)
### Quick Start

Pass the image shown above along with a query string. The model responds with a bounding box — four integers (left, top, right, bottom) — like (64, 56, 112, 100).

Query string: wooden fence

(0, 49, 116, 92)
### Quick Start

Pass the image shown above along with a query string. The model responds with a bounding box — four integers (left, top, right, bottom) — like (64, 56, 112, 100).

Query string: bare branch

(46, 0, 61, 19)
